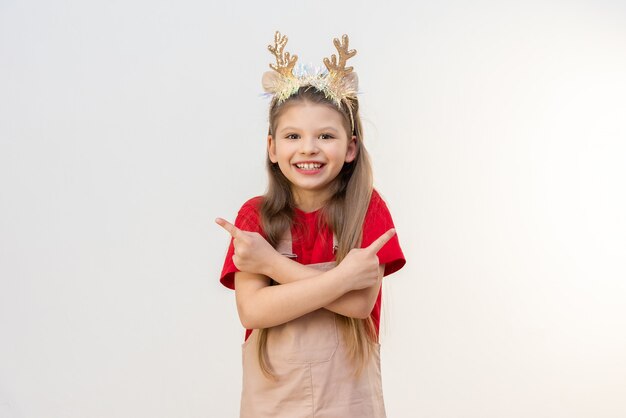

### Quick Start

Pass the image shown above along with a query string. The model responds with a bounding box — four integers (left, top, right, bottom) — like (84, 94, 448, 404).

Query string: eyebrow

(278, 126, 340, 133)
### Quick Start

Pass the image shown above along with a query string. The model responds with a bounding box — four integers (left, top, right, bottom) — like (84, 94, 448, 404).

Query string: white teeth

(296, 163, 322, 170)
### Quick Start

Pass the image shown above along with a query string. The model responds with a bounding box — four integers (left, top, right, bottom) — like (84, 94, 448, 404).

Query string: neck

(292, 189, 331, 213)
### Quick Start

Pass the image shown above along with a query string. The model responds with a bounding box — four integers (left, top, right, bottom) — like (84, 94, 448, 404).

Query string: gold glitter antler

(323, 34, 357, 79)
(268, 31, 298, 77)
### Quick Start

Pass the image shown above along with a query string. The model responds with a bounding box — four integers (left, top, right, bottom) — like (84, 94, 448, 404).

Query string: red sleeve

(360, 189, 406, 277)
(219, 196, 264, 290)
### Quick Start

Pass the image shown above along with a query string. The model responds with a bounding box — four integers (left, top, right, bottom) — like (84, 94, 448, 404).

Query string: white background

(1, 1, 625, 417)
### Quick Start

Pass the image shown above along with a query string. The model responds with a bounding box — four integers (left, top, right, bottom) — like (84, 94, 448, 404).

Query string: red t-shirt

(220, 189, 406, 340)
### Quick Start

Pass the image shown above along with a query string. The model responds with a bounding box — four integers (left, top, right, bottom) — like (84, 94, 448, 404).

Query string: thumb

(215, 217, 241, 238)
(367, 228, 396, 253)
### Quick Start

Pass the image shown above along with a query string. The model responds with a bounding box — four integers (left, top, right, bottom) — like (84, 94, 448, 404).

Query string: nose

(299, 135, 319, 154)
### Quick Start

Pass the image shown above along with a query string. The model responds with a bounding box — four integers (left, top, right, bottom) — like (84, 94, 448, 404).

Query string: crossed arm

(216, 217, 394, 329)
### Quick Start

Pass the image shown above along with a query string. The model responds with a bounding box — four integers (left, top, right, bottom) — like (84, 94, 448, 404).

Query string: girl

(216, 32, 405, 418)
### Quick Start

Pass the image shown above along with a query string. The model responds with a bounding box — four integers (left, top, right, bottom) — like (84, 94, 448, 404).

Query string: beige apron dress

(240, 230, 386, 418)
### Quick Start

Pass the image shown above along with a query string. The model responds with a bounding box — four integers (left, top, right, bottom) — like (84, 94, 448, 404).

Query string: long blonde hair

(257, 86, 377, 378)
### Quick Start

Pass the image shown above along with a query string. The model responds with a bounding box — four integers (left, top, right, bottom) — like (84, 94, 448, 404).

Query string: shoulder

(363, 188, 406, 276)
(238, 196, 263, 215)
(366, 188, 392, 217)
(234, 196, 265, 233)
(369, 188, 385, 206)
(362, 188, 397, 239)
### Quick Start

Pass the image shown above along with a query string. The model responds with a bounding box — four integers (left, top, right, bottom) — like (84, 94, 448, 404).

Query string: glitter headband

(262, 31, 359, 131)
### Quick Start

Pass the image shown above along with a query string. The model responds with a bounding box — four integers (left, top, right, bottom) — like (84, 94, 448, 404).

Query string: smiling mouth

(294, 162, 324, 170)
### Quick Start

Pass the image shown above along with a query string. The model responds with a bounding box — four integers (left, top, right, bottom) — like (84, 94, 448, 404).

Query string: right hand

(338, 229, 396, 291)
(215, 217, 279, 277)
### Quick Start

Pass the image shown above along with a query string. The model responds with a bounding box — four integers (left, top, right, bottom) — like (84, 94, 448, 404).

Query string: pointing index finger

(215, 217, 241, 238)
(367, 228, 396, 253)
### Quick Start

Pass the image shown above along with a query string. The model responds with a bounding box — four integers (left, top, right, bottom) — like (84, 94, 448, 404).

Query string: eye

(319, 133, 335, 140)
(285, 133, 300, 140)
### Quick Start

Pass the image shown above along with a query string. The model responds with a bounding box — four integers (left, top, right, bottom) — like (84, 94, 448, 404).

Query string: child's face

(268, 101, 357, 205)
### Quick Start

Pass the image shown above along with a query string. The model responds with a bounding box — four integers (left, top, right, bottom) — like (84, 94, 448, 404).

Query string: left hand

(215, 217, 279, 276)
(336, 228, 395, 291)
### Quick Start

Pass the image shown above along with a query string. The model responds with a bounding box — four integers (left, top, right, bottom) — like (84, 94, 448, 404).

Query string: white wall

(1, 1, 625, 417)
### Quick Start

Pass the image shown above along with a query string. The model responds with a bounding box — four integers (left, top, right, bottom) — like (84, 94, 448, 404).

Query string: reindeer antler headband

(262, 31, 359, 131)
